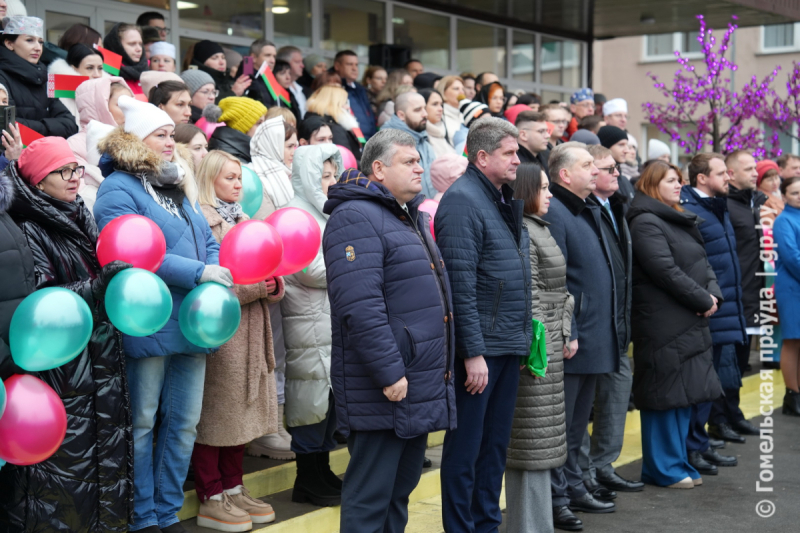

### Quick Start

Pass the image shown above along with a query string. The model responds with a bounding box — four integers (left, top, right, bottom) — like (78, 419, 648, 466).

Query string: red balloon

(266, 208, 322, 277)
(418, 199, 439, 240)
(97, 214, 167, 272)
(336, 145, 358, 170)
(219, 220, 284, 284)
(0, 375, 67, 466)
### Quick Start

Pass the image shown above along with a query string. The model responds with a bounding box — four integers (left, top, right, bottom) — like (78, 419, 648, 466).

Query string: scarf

(251, 117, 294, 208)
(216, 198, 243, 226)
(138, 161, 185, 218)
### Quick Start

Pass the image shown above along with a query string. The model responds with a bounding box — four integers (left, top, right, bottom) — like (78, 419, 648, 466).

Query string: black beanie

(597, 125, 628, 149)
(194, 40, 225, 65)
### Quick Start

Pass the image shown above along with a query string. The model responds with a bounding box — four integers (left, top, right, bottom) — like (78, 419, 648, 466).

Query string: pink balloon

(97, 214, 167, 272)
(219, 220, 284, 285)
(418, 199, 439, 240)
(266, 208, 322, 277)
(336, 145, 358, 170)
(0, 375, 67, 466)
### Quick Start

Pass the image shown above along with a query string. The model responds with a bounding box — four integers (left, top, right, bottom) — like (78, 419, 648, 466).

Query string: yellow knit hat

(218, 97, 267, 134)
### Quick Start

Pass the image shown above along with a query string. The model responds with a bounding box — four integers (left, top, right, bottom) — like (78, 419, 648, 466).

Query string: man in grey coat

(543, 142, 619, 527)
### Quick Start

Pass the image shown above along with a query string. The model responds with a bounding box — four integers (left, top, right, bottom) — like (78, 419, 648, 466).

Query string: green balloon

(240, 165, 263, 218)
(10, 287, 93, 371)
(105, 268, 173, 337)
(179, 282, 241, 348)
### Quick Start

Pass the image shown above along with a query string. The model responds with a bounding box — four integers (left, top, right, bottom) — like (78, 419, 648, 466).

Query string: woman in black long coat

(626, 160, 723, 489)
(0, 137, 132, 532)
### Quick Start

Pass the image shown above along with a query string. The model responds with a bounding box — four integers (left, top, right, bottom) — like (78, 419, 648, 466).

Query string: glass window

(540, 90, 567, 105)
(273, 0, 312, 47)
(683, 31, 702, 54)
(179, 0, 264, 38)
(645, 33, 674, 57)
(457, 20, 505, 78)
(511, 31, 534, 81)
(540, 37, 562, 87)
(322, 0, 384, 58)
(764, 23, 795, 49)
(562, 40, 581, 88)
(393, 7, 450, 71)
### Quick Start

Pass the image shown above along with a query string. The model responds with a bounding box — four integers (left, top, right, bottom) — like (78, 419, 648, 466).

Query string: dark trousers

(441, 355, 519, 533)
(288, 393, 337, 455)
(710, 389, 745, 425)
(736, 337, 752, 373)
(551, 373, 597, 508)
(686, 402, 712, 452)
(340, 430, 427, 533)
(190, 443, 245, 501)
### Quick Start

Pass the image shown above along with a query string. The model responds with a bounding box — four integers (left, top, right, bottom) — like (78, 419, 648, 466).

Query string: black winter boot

(316, 451, 343, 491)
(783, 388, 800, 417)
(292, 453, 341, 506)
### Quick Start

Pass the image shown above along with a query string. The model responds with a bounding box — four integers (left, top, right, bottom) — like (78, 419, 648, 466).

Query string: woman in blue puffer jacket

(93, 96, 233, 533)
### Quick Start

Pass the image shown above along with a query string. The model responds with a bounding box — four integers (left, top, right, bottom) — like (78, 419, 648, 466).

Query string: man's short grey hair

(465, 117, 519, 164)
(249, 38, 275, 57)
(549, 141, 588, 184)
(277, 45, 302, 62)
(361, 129, 417, 177)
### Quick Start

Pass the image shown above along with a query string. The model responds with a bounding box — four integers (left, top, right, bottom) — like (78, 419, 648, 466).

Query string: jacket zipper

(490, 280, 504, 331)
(497, 207, 531, 347)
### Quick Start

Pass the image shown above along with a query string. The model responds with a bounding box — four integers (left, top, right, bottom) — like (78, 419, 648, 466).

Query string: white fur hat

(149, 41, 176, 60)
(117, 95, 174, 140)
(603, 98, 628, 116)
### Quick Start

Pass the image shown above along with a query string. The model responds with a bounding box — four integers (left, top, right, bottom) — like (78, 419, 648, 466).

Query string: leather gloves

(91, 260, 133, 301)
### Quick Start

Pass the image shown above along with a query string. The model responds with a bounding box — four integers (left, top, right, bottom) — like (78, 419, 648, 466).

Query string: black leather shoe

(784, 388, 800, 416)
(688, 451, 718, 475)
(161, 524, 187, 533)
(423, 456, 432, 468)
(708, 423, 746, 444)
(136, 527, 162, 533)
(733, 419, 759, 436)
(596, 471, 645, 492)
(709, 438, 726, 449)
(553, 505, 583, 531)
(584, 478, 616, 501)
(569, 492, 615, 513)
(701, 448, 738, 466)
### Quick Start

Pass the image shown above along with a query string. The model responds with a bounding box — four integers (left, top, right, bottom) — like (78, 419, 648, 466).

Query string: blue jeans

(441, 355, 519, 533)
(127, 353, 206, 531)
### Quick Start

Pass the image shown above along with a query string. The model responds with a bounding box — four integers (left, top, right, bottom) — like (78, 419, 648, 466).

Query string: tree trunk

(712, 115, 720, 153)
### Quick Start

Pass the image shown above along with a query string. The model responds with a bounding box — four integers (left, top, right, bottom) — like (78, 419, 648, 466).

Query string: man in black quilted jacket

(436, 117, 532, 532)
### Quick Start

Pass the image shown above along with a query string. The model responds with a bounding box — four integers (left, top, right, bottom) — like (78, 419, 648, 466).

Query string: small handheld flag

(18, 123, 44, 148)
(260, 66, 291, 108)
(352, 127, 366, 145)
(47, 74, 89, 99)
(96, 47, 122, 76)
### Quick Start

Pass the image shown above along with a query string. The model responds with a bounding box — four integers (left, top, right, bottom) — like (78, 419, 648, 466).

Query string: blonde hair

(266, 106, 296, 127)
(307, 85, 348, 119)
(437, 75, 463, 98)
(196, 150, 242, 206)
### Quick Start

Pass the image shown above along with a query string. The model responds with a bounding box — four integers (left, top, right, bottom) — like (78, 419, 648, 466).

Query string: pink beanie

(431, 153, 468, 195)
(18, 137, 77, 186)
(504, 104, 531, 126)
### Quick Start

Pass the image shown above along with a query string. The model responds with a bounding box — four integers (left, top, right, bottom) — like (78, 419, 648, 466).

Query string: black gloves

(91, 260, 133, 301)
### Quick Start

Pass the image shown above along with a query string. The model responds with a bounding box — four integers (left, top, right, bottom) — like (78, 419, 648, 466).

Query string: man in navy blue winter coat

(323, 129, 456, 532)
(680, 152, 747, 473)
(436, 117, 532, 532)
(333, 50, 377, 140)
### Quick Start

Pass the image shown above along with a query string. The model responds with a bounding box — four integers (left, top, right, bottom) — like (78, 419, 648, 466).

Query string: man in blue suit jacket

(333, 50, 377, 140)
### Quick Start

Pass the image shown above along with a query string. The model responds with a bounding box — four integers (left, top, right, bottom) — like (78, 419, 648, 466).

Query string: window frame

(641, 31, 704, 63)
(760, 23, 800, 54)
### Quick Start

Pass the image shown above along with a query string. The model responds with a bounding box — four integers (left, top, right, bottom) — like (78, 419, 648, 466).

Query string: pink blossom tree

(642, 15, 788, 158)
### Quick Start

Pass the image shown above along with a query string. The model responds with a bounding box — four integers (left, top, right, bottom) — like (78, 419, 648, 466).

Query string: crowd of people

(0, 6, 798, 533)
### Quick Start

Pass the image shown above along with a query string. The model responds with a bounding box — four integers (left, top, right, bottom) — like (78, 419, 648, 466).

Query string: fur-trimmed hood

(97, 126, 199, 208)
(0, 169, 13, 213)
(47, 58, 78, 77)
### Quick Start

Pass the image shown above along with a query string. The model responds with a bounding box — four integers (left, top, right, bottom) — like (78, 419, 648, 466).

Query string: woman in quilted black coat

(0, 137, 132, 532)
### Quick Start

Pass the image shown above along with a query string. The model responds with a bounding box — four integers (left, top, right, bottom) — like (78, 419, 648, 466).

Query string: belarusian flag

(260, 66, 291, 107)
(352, 127, 366, 144)
(18, 123, 44, 148)
(96, 47, 122, 75)
(47, 74, 89, 99)
(462, 146, 468, 157)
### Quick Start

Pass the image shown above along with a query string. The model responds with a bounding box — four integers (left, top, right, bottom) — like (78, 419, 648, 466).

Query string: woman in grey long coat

(506, 161, 574, 533)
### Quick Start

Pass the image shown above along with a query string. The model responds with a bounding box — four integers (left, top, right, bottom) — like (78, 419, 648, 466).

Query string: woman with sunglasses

(1, 136, 133, 531)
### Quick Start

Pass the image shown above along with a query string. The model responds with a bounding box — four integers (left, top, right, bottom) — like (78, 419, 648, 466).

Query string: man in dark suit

(544, 142, 618, 530)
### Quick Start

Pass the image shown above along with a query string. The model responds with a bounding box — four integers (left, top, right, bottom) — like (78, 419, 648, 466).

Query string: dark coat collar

(550, 182, 587, 215)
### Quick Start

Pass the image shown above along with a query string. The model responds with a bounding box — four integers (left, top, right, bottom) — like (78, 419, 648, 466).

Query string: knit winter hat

(181, 69, 215, 96)
(86, 120, 116, 166)
(18, 137, 77, 186)
(756, 159, 780, 187)
(140, 71, 183, 100)
(647, 138, 671, 161)
(219, 96, 267, 134)
(597, 125, 628, 149)
(118, 95, 175, 140)
(570, 129, 601, 145)
(149, 41, 176, 60)
(303, 54, 325, 75)
(5, 0, 27, 17)
(504, 104, 531, 126)
(193, 40, 225, 65)
(460, 100, 489, 129)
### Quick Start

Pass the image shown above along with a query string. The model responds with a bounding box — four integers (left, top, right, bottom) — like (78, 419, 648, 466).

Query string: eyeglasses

(197, 89, 219, 98)
(596, 164, 620, 175)
(51, 166, 85, 180)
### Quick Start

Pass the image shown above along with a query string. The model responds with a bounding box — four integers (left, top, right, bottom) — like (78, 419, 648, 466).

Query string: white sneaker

(667, 477, 694, 489)
(197, 493, 253, 532)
